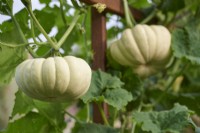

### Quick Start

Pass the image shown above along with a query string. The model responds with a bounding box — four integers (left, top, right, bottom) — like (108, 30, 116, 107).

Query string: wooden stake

(91, 7, 109, 124)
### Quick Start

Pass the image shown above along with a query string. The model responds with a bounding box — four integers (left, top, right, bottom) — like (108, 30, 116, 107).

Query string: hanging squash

(110, 24, 172, 77)
(15, 56, 92, 102)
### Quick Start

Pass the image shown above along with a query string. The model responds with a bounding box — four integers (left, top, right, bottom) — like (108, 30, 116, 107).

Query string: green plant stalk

(42, 48, 53, 58)
(30, 18, 39, 44)
(65, 111, 82, 123)
(30, 18, 49, 46)
(121, 115, 127, 133)
(26, 5, 57, 50)
(165, 59, 189, 92)
(56, 11, 81, 49)
(59, 0, 67, 27)
(123, 0, 134, 28)
(131, 104, 142, 133)
(154, 59, 189, 105)
(0, 41, 28, 48)
(129, 9, 136, 25)
(11, 14, 39, 58)
(97, 103, 110, 126)
(33, 103, 63, 133)
(86, 103, 91, 123)
(112, 108, 118, 127)
(140, 8, 158, 24)
(81, 12, 91, 62)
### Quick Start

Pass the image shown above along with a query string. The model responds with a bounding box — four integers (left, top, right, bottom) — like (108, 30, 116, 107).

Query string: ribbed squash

(110, 24, 171, 77)
(15, 56, 92, 102)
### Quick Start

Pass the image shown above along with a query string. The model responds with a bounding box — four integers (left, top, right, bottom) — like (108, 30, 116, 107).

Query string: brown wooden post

(91, 7, 108, 123)
(79, 0, 144, 124)
(91, 8, 106, 70)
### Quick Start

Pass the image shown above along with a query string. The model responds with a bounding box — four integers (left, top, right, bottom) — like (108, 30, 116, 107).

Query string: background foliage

(1, 0, 200, 132)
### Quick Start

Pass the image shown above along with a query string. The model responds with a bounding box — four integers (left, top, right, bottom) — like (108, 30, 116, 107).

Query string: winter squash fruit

(15, 56, 92, 102)
(110, 24, 171, 77)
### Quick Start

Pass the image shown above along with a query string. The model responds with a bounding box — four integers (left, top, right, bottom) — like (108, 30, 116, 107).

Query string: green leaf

(185, 0, 200, 13)
(161, 0, 185, 13)
(12, 90, 35, 116)
(0, 19, 13, 33)
(81, 70, 124, 103)
(178, 93, 200, 116)
(133, 103, 190, 133)
(72, 123, 119, 133)
(122, 69, 143, 101)
(12, 91, 67, 132)
(2, 112, 57, 133)
(34, 8, 57, 34)
(33, 100, 68, 130)
(172, 19, 200, 64)
(0, 0, 13, 16)
(15, 8, 30, 38)
(81, 70, 132, 110)
(129, 0, 152, 9)
(104, 88, 133, 110)
(39, 0, 51, 4)
(0, 29, 26, 85)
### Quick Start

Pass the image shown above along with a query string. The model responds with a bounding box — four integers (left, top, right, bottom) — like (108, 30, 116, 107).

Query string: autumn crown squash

(15, 56, 92, 102)
(110, 24, 172, 77)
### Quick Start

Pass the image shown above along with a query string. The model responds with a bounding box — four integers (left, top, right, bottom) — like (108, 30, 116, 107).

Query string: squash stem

(30, 17, 49, 46)
(59, 0, 67, 28)
(123, 0, 134, 28)
(140, 8, 158, 24)
(0, 41, 28, 48)
(131, 103, 142, 133)
(65, 111, 82, 124)
(56, 11, 81, 49)
(86, 103, 91, 123)
(26, 5, 57, 50)
(154, 59, 189, 105)
(11, 13, 39, 58)
(97, 103, 110, 126)
(112, 108, 118, 127)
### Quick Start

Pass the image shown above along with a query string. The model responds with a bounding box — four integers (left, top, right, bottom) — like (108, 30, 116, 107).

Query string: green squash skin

(15, 56, 92, 102)
(110, 24, 172, 78)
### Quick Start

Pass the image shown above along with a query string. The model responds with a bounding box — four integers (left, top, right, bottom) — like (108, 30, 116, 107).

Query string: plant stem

(30, 17, 49, 46)
(56, 11, 81, 49)
(165, 59, 185, 91)
(65, 111, 82, 123)
(0, 41, 28, 47)
(11, 15, 27, 43)
(121, 115, 127, 133)
(112, 108, 118, 126)
(26, 46, 40, 58)
(97, 103, 110, 126)
(59, 0, 67, 27)
(140, 8, 158, 24)
(86, 103, 91, 122)
(30, 18, 38, 44)
(123, 0, 134, 28)
(154, 59, 189, 105)
(11, 14, 39, 58)
(26, 5, 57, 50)
(131, 104, 142, 133)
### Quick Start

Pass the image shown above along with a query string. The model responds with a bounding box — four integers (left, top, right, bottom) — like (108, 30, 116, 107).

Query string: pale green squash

(110, 24, 171, 77)
(15, 56, 92, 102)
